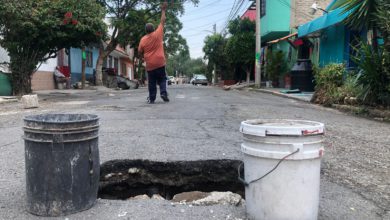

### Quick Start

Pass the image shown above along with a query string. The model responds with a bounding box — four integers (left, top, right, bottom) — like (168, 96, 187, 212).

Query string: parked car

(191, 74, 208, 86)
(167, 76, 175, 85)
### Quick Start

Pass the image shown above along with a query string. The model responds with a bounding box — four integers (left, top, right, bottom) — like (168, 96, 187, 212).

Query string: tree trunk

(137, 58, 144, 85)
(246, 69, 250, 84)
(95, 40, 117, 86)
(9, 54, 37, 95)
(11, 72, 32, 95)
(95, 54, 104, 86)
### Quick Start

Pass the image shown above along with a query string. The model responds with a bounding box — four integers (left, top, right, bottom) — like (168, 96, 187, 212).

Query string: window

(114, 58, 119, 74)
(261, 0, 266, 17)
(197, 75, 207, 80)
(86, 51, 93, 68)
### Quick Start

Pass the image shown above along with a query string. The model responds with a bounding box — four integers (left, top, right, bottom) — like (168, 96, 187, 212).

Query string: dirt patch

(98, 160, 245, 200)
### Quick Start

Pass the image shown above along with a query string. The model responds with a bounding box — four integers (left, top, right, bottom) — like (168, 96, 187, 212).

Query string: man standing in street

(138, 1, 169, 104)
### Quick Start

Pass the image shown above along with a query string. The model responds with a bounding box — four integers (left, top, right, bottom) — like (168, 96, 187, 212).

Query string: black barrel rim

(24, 114, 99, 124)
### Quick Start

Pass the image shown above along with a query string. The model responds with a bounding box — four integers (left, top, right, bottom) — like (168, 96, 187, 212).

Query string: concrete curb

(249, 88, 311, 103)
(0, 97, 18, 104)
(333, 104, 390, 122)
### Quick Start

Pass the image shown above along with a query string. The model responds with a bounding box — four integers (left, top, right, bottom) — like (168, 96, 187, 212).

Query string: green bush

(312, 64, 346, 106)
(352, 43, 390, 106)
(314, 63, 345, 88)
(266, 50, 287, 82)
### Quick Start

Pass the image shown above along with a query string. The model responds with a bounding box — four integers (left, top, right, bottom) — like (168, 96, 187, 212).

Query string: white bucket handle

(238, 148, 300, 186)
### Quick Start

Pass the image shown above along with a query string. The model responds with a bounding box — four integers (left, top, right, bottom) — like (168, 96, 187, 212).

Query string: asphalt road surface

(0, 85, 388, 219)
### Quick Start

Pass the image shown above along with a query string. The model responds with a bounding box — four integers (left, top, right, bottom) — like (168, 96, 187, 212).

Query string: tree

(166, 44, 190, 77)
(0, 0, 106, 95)
(340, 0, 380, 53)
(185, 58, 208, 79)
(95, 0, 198, 85)
(339, 0, 390, 106)
(224, 18, 255, 83)
(376, 0, 390, 51)
(203, 34, 228, 80)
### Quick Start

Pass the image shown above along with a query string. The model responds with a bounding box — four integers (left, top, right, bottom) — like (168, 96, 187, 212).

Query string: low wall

(31, 71, 55, 91)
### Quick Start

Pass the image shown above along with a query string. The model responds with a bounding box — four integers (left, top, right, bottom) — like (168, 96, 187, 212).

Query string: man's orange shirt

(139, 24, 166, 71)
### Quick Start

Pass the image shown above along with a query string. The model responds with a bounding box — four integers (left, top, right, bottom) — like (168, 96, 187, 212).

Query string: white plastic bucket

(240, 119, 325, 220)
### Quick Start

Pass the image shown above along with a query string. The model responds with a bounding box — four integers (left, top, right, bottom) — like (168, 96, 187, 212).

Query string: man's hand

(161, 1, 168, 11)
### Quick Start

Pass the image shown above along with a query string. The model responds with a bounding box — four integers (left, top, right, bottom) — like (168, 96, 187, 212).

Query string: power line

(181, 17, 227, 31)
(221, 0, 250, 34)
(180, 7, 232, 23)
(183, 0, 229, 13)
(226, 0, 239, 23)
(222, 0, 242, 31)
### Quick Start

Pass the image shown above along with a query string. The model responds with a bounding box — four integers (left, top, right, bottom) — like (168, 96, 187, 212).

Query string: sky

(178, 0, 253, 59)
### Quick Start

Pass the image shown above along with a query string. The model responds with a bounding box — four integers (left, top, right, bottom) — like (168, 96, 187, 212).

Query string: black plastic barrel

(23, 114, 100, 216)
(290, 59, 315, 92)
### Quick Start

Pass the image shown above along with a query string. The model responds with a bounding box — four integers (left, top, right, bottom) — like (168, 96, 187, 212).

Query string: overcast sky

(178, 0, 253, 59)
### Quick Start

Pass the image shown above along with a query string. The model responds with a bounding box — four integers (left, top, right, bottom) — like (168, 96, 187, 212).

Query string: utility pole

(255, 0, 261, 87)
(81, 47, 86, 89)
(212, 24, 217, 85)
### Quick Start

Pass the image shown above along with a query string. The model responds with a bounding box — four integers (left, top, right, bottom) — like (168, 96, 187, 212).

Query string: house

(102, 45, 135, 80)
(247, 0, 331, 88)
(0, 44, 134, 91)
(33, 45, 134, 90)
(249, 0, 330, 66)
(298, 0, 365, 68)
(241, 6, 256, 21)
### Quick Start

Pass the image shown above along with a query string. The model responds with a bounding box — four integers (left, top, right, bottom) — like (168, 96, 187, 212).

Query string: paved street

(0, 85, 389, 219)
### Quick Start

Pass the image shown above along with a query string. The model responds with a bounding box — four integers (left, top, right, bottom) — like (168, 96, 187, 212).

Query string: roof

(298, 7, 351, 37)
(267, 33, 297, 44)
(241, 9, 256, 21)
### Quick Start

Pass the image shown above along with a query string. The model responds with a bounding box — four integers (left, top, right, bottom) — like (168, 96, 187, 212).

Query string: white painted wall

(38, 57, 57, 72)
(0, 47, 10, 72)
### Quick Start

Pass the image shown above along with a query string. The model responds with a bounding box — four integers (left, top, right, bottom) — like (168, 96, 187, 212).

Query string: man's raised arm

(160, 1, 168, 26)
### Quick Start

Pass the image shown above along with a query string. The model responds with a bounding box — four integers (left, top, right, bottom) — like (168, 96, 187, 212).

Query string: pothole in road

(98, 160, 245, 204)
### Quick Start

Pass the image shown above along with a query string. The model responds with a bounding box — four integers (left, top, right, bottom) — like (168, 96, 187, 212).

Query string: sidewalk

(249, 87, 313, 102)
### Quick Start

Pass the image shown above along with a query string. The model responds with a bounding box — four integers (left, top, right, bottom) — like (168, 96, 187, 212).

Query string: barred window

(261, 0, 266, 17)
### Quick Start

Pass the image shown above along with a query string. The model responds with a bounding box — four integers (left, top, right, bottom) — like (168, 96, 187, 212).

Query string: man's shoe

(161, 94, 169, 102)
(147, 97, 155, 104)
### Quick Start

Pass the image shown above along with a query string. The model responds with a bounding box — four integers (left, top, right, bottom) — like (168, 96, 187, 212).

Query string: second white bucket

(240, 119, 325, 220)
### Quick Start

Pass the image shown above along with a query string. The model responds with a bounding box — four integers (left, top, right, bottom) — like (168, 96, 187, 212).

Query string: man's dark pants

(147, 66, 167, 102)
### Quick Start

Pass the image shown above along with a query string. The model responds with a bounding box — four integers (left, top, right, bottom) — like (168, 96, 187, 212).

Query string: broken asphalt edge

(249, 88, 311, 103)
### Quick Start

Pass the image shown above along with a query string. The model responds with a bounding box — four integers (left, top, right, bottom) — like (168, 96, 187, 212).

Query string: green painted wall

(261, 0, 291, 42)
(319, 25, 346, 66)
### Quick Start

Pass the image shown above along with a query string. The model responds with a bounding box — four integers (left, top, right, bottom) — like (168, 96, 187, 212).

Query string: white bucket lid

(240, 119, 325, 137)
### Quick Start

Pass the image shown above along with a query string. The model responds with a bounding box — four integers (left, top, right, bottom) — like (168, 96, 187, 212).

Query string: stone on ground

(21, 94, 39, 109)
(128, 194, 150, 200)
(172, 191, 210, 203)
(172, 191, 242, 206)
(152, 194, 165, 200)
(191, 191, 242, 206)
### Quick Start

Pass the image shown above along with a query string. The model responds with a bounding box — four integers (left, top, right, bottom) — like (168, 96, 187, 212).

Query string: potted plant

(266, 50, 287, 88)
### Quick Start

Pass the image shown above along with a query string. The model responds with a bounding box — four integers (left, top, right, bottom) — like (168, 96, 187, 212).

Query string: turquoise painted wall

(319, 25, 346, 66)
(261, 0, 291, 42)
(70, 47, 99, 83)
